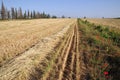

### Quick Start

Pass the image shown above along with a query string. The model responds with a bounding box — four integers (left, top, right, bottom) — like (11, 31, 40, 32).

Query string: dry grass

(84, 18, 120, 29)
(0, 19, 76, 65)
(0, 19, 77, 80)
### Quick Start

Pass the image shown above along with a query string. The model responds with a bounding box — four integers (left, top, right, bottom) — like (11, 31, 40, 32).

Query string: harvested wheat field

(0, 0, 120, 80)
(84, 18, 120, 29)
(0, 19, 120, 80)
(0, 19, 79, 80)
(0, 19, 75, 65)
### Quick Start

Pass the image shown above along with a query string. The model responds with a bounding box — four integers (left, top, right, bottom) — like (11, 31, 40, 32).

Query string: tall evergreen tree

(24, 11, 27, 19)
(1, 1, 6, 20)
(15, 8, 18, 19)
(30, 11, 33, 19)
(36, 12, 40, 18)
(0, 2, 54, 20)
(46, 14, 50, 18)
(7, 11, 10, 19)
(33, 10, 36, 19)
(5, 8, 8, 19)
(11, 7, 15, 19)
(18, 7, 23, 19)
(41, 12, 46, 18)
(19, 7, 23, 19)
(27, 10, 30, 19)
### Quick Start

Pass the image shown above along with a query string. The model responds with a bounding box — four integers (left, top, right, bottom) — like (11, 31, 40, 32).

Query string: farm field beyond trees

(85, 18, 120, 29)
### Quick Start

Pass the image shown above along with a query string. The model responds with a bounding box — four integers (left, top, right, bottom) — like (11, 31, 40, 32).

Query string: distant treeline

(113, 17, 120, 19)
(0, 2, 65, 20)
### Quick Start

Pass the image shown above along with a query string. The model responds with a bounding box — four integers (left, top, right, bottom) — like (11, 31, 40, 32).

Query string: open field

(0, 19, 76, 65)
(0, 0, 119, 80)
(0, 19, 77, 80)
(0, 19, 120, 80)
(84, 18, 120, 29)
(0, 19, 76, 80)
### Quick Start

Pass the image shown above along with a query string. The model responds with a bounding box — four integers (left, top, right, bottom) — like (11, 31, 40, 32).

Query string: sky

(0, 0, 120, 18)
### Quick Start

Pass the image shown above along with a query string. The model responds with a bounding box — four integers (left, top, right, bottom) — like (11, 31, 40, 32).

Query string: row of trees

(0, 2, 58, 20)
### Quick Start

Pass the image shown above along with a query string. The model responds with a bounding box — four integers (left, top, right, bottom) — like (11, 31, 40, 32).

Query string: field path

(40, 23, 81, 80)
(58, 24, 80, 80)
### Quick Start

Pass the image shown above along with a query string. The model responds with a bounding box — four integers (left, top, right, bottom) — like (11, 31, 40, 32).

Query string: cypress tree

(1, 1, 6, 20)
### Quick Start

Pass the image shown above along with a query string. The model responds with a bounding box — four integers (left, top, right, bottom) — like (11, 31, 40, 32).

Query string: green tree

(84, 16, 86, 19)
(36, 12, 40, 18)
(27, 10, 30, 19)
(52, 15, 57, 18)
(11, 7, 15, 19)
(7, 11, 10, 19)
(15, 8, 18, 19)
(46, 14, 50, 18)
(61, 15, 65, 18)
(33, 10, 36, 19)
(18, 7, 23, 19)
(24, 11, 27, 19)
(1, 1, 6, 20)
(30, 11, 33, 19)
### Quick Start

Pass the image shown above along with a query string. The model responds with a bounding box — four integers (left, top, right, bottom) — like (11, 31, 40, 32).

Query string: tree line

(0, 2, 58, 20)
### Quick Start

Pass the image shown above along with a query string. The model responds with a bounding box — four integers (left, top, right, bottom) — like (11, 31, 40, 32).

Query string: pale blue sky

(0, 0, 120, 18)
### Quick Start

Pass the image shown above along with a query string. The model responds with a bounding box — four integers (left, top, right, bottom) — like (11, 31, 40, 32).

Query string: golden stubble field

(85, 18, 120, 29)
(0, 19, 77, 80)
(0, 19, 76, 65)
(0, 18, 120, 80)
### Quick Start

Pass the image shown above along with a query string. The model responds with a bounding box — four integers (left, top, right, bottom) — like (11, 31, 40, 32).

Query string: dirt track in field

(39, 23, 81, 80)
(59, 24, 80, 80)
(61, 24, 80, 80)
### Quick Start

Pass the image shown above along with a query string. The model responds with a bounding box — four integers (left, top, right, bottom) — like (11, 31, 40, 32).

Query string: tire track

(45, 23, 80, 80)
(62, 24, 80, 80)
(40, 24, 80, 80)
(42, 24, 75, 80)
(40, 26, 73, 80)
(58, 26, 74, 80)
